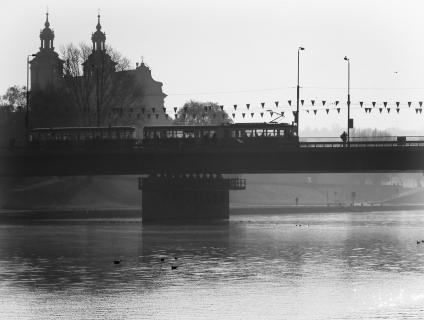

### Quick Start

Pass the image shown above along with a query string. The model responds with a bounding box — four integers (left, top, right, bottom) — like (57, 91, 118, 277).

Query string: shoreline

(0, 204, 423, 221)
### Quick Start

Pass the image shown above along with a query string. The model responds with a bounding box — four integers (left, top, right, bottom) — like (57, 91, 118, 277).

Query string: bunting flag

(155, 114, 159, 119)
(142, 108, 145, 114)
(282, 112, 285, 116)
(172, 99, 424, 120)
(270, 111, 274, 116)
(292, 111, 296, 117)
(165, 114, 169, 119)
(163, 107, 166, 113)
(152, 108, 155, 113)
(242, 113, 245, 118)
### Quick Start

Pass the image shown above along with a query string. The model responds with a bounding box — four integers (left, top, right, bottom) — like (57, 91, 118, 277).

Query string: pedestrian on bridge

(340, 131, 347, 147)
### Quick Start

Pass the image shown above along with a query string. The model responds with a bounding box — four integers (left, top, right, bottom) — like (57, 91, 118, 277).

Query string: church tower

(82, 14, 116, 76)
(30, 12, 64, 92)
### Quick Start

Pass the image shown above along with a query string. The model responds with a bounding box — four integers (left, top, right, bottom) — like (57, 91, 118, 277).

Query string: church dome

(91, 14, 106, 44)
(40, 13, 54, 40)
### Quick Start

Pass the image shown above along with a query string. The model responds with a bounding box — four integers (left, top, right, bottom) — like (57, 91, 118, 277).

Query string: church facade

(29, 13, 169, 136)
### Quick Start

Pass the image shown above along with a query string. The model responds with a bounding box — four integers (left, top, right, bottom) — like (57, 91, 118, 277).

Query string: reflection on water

(1, 211, 424, 319)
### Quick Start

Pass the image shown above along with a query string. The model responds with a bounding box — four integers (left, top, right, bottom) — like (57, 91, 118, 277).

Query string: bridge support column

(140, 174, 245, 222)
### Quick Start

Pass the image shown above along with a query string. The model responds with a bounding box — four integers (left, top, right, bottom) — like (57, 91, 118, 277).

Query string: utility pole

(344, 56, 352, 147)
(26, 54, 36, 137)
(296, 47, 305, 137)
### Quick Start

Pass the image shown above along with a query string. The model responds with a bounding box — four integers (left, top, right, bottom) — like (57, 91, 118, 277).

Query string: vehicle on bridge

(142, 122, 298, 149)
(28, 126, 136, 149)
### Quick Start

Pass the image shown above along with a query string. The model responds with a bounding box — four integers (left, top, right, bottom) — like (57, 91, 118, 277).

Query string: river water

(1, 211, 424, 319)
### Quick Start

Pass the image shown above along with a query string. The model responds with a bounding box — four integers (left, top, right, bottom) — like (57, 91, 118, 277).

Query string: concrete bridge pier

(140, 173, 246, 222)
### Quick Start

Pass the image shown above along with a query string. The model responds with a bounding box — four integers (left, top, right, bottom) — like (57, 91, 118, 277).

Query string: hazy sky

(1, 0, 424, 134)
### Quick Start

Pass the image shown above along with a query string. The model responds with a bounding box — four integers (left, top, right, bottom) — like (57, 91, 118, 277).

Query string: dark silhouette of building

(29, 13, 169, 135)
(30, 13, 64, 92)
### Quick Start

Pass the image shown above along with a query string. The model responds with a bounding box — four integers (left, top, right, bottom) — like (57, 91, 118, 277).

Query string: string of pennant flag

(167, 100, 424, 119)
(128, 99, 424, 121)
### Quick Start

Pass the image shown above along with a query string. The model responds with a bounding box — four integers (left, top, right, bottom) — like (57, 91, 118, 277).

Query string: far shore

(0, 204, 423, 221)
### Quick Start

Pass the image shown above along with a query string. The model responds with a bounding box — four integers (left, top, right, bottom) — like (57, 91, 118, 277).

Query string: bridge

(2, 137, 424, 222)
(2, 138, 424, 177)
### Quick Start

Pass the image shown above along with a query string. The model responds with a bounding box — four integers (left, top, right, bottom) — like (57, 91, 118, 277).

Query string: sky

(1, 0, 424, 135)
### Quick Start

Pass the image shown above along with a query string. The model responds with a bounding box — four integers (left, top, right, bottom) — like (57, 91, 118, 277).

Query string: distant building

(30, 13, 169, 136)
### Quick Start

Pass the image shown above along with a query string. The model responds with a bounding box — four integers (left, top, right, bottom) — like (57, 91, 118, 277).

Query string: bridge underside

(2, 147, 424, 177)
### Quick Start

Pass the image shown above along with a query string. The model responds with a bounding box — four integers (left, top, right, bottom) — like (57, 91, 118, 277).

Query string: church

(29, 12, 169, 136)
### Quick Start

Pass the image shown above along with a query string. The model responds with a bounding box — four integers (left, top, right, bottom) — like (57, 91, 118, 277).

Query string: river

(1, 210, 424, 319)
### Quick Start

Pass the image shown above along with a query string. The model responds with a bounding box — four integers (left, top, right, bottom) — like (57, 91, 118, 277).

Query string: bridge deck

(2, 140, 424, 177)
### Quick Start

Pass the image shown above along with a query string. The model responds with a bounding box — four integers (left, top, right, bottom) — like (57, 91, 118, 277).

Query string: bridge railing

(299, 136, 424, 148)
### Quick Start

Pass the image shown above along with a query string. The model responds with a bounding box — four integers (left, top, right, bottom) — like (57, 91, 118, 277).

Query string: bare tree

(351, 128, 392, 141)
(174, 100, 232, 125)
(1, 85, 26, 110)
(106, 45, 132, 72)
(59, 42, 138, 126)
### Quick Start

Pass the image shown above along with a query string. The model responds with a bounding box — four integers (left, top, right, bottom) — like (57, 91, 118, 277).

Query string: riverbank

(230, 204, 424, 215)
(0, 204, 423, 221)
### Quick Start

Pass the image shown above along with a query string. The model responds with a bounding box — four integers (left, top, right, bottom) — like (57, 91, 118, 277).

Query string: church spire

(91, 13, 106, 52)
(96, 13, 101, 31)
(45, 11, 50, 28)
(40, 11, 54, 51)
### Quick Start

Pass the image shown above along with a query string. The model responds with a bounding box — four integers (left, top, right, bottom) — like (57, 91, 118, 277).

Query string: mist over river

(1, 211, 424, 319)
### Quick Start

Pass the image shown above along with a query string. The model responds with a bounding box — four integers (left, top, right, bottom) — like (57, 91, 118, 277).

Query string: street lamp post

(26, 54, 36, 137)
(296, 47, 305, 137)
(344, 56, 352, 146)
